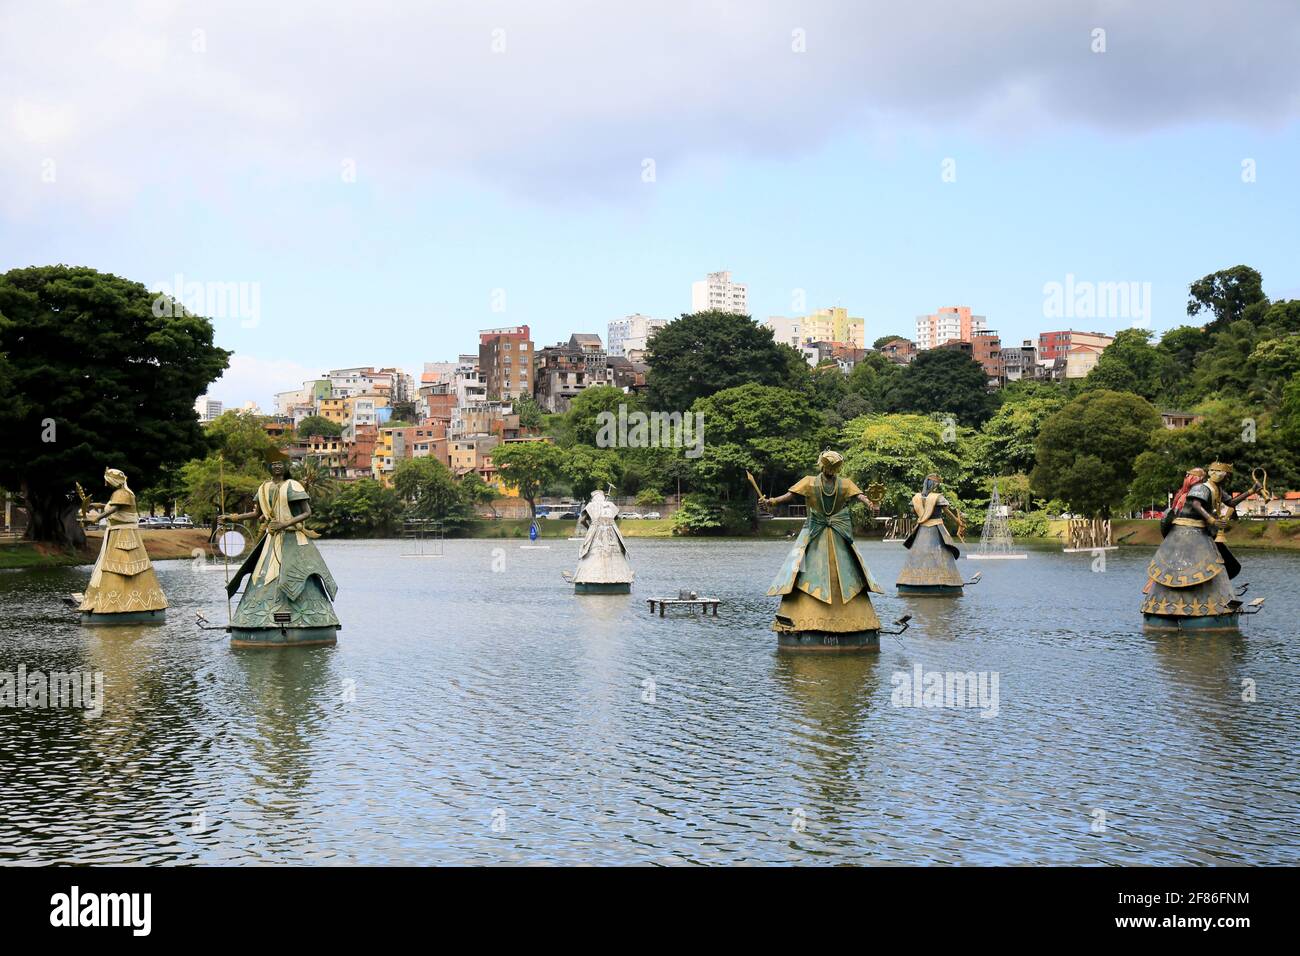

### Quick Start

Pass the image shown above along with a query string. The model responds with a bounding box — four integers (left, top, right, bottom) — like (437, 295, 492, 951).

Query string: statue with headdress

(896, 472, 968, 595)
(1142, 460, 1264, 630)
(219, 447, 340, 647)
(75, 467, 168, 623)
(758, 450, 886, 649)
(569, 488, 634, 593)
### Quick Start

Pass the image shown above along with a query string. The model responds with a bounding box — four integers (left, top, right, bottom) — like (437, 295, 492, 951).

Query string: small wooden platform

(647, 597, 720, 616)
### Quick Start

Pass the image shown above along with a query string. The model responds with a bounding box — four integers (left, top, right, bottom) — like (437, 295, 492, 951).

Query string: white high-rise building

(194, 395, 223, 422)
(691, 270, 747, 315)
(607, 314, 669, 356)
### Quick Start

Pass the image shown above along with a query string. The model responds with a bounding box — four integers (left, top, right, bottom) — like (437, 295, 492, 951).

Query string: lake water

(1, 537, 1297, 865)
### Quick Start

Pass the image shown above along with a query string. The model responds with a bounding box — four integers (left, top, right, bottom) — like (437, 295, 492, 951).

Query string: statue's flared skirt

(897, 525, 964, 588)
(232, 573, 340, 629)
(773, 538, 881, 634)
(1141, 525, 1234, 618)
(573, 538, 634, 587)
(79, 569, 168, 615)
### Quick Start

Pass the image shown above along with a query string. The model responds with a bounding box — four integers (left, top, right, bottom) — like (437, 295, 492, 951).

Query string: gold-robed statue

(76, 468, 168, 624)
(896, 472, 971, 595)
(758, 450, 892, 651)
(1142, 461, 1265, 630)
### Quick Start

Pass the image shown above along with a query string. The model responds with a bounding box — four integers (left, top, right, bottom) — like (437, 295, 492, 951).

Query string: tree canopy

(297, 415, 342, 438)
(884, 347, 996, 427)
(0, 265, 230, 543)
(645, 310, 805, 412)
(1031, 390, 1161, 516)
(492, 441, 564, 519)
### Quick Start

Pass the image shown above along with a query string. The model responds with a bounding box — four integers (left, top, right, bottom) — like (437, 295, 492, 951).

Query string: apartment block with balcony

(915, 306, 987, 351)
(479, 326, 533, 400)
(1038, 329, 1114, 362)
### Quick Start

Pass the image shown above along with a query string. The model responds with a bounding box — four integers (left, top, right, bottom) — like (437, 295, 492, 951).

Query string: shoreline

(6, 517, 1300, 570)
(0, 528, 213, 570)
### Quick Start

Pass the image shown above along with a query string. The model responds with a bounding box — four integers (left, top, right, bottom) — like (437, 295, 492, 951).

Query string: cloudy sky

(4, 0, 1299, 407)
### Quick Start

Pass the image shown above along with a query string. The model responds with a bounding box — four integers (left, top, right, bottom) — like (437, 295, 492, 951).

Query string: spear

(219, 453, 231, 624)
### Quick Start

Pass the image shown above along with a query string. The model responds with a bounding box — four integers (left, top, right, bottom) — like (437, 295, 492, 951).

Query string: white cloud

(207, 353, 322, 411)
(2, 0, 1298, 215)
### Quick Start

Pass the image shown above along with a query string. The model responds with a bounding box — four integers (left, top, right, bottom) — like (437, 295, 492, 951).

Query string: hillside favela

(1, 0, 1296, 931)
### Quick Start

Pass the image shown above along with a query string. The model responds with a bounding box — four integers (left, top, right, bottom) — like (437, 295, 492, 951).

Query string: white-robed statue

(570, 490, 634, 594)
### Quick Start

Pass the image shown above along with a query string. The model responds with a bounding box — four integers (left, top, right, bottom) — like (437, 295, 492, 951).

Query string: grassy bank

(1038, 518, 1300, 551)
(0, 529, 212, 570)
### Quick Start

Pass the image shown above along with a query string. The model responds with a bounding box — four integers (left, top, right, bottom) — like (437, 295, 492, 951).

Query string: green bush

(635, 488, 665, 506)
(670, 495, 751, 535)
(1008, 510, 1049, 537)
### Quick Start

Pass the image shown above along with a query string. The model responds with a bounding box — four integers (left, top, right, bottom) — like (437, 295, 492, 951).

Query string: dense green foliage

(0, 265, 230, 543)
(297, 415, 342, 438)
(645, 310, 807, 411)
(1031, 390, 1162, 517)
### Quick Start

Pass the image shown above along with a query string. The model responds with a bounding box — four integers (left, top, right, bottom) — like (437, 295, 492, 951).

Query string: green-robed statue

(759, 450, 885, 650)
(220, 449, 340, 648)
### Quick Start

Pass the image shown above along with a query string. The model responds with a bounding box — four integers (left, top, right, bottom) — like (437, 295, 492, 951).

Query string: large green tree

(312, 478, 402, 538)
(1031, 389, 1161, 517)
(975, 394, 1066, 477)
(1126, 399, 1298, 511)
(689, 383, 826, 503)
(884, 347, 996, 426)
(1187, 265, 1268, 333)
(1082, 328, 1172, 402)
(0, 265, 230, 544)
(393, 456, 473, 529)
(493, 440, 564, 520)
(180, 411, 280, 523)
(645, 310, 804, 411)
(840, 413, 972, 515)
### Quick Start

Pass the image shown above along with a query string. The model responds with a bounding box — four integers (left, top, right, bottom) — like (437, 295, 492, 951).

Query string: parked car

(542, 511, 564, 519)
(1141, 509, 1164, 519)
(559, 511, 580, 520)
(152, 516, 174, 528)
(642, 511, 661, 520)
(172, 516, 194, 528)
(618, 512, 641, 519)
(1266, 508, 1293, 518)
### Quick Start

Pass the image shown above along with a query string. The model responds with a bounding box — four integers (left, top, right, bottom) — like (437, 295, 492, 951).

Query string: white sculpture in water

(570, 490, 634, 594)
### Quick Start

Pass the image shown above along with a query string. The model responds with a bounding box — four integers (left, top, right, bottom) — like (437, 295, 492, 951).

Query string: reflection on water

(0, 539, 1297, 864)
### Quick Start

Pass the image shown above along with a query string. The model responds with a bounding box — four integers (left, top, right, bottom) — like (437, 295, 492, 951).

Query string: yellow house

(371, 428, 397, 485)
(319, 397, 348, 425)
